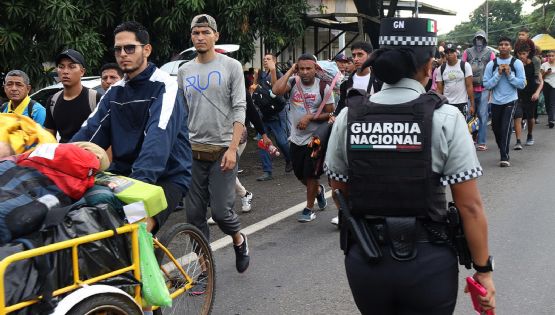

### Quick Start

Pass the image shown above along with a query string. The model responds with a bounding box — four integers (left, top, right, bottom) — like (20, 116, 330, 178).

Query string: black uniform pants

(345, 242, 458, 315)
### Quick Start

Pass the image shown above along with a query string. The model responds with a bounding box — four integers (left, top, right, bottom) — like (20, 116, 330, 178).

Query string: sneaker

(550, 121, 555, 129)
(256, 172, 273, 181)
(499, 161, 511, 167)
(535, 118, 540, 124)
(241, 191, 253, 212)
(285, 161, 293, 173)
(237, 169, 244, 174)
(207, 217, 216, 225)
(316, 184, 327, 210)
(330, 216, 339, 226)
(526, 135, 534, 146)
(233, 233, 250, 273)
(175, 200, 184, 212)
(476, 144, 488, 151)
(297, 208, 316, 222)
(188, 272, 208, 296)
(514, 141, 523, 150)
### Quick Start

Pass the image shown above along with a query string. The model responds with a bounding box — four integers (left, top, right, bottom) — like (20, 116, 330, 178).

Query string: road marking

(210, 191, 333, 251)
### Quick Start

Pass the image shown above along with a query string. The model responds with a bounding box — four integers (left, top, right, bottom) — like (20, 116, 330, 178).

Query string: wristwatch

(473, 256, 494, 273)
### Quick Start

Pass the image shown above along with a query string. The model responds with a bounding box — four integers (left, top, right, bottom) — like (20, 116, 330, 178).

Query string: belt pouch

(191, 143, 227, 162)
(385, 217, 418, 261)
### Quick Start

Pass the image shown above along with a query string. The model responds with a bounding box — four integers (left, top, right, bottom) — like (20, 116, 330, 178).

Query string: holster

(191, 143, 227, 162)
(336, 190, 382, 262)
(446, 202, 472, 269)
(385, 217, 418, 261)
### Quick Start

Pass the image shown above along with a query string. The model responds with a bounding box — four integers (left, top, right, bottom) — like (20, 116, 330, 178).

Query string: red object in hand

(466, 277, 495, 315)
(258, 139, 280, 157)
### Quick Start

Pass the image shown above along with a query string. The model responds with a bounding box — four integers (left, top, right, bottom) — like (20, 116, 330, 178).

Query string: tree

(443, 0, 524, 45)
(0, 0, 309, 88)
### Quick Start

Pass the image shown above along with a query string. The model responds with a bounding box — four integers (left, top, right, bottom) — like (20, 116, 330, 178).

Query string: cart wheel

(66, 293, 141, 315)
(154, 223, 216, 315)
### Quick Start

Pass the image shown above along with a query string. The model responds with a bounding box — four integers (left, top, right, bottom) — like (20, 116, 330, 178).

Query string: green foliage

(443, 0, 524, 44)
(0, 0, 309, 88)
(443, 0, 555, 45)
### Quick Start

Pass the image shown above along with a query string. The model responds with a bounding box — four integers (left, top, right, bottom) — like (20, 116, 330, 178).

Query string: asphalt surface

(161, 120, 555, 314)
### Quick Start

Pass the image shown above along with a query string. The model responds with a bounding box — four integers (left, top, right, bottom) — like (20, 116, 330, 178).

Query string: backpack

(316, 60, 344, 93)
(252, 74, 287, 118)
(466, 47, 493, 86)
(440, 60, 467, 78)
(492, 57, 517, 75)
(16, 143, 100, 199)
(1, 100, 36, 117)
(49, 88, 98, 116)
(0, 160, 68, 245)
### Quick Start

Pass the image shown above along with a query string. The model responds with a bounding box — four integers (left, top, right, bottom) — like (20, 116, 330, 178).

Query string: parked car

(160, 44, 240, 76)
(30, 76, 102, 106)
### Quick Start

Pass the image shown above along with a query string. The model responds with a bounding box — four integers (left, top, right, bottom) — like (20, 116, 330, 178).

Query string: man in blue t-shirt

(1, 70, 46, 125)
(483, 36, 526, 167)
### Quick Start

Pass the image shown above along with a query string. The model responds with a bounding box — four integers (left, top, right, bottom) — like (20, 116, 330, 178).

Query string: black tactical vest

(346, 90, 448, 222)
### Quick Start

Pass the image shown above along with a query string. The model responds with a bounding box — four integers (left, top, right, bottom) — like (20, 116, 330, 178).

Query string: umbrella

(532, 34, 555, 51)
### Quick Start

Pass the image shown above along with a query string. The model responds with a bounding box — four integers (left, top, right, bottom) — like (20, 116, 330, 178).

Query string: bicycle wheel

(66, 293, 142, 315)
(154, 223, 216, 315)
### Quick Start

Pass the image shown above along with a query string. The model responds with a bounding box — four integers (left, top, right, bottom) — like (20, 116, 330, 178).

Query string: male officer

(325, 18, 496, 314)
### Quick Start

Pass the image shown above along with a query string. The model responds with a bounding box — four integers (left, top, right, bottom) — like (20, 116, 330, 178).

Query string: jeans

(259, 117, 291, 173)
(543, 83, 555, 122)
(491, 102, 516, 161)
(475, 90, 490, 145)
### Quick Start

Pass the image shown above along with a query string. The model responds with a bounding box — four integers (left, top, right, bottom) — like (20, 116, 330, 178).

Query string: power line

(442, 21, 544, 41)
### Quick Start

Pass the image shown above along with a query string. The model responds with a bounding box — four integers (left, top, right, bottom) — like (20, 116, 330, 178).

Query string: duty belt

(354, 218, 449, 261)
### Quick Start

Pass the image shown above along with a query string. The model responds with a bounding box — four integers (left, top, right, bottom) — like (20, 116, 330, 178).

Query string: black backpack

(252, 76, 286, 118)
(492, 57, 517, 74)
(1, 100, 36, 117)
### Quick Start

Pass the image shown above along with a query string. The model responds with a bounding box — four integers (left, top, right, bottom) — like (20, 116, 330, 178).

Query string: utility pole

(485, 0, 489, 38)
(415, 0, 419, 18)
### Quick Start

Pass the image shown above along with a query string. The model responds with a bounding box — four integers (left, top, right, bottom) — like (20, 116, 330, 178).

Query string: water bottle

(257, 139, 280, 157)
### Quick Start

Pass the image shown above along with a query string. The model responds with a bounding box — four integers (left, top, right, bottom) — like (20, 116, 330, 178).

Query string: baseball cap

(335, 53, 348, 62)
(191, 14, 218, 32)
(444, 43, 457, 52)
(56, 49, 86, 67)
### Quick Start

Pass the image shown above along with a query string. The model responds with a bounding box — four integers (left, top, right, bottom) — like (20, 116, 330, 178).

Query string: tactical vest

(346, 91, 448, 222)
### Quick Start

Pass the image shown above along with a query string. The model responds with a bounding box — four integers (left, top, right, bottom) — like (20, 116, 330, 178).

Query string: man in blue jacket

(483, 36, 526, 167)
(72, 21, 192, 234)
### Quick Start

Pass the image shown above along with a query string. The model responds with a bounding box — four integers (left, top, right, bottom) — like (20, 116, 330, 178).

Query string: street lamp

(485, 0, 488, 38)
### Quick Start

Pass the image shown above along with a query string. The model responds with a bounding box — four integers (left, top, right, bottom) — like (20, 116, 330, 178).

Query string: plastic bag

(138, 223, 172, 307)
(42, 203, 131, 289)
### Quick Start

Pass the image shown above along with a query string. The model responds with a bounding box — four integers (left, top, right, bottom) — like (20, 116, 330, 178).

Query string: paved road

(163, 121, 555, 314)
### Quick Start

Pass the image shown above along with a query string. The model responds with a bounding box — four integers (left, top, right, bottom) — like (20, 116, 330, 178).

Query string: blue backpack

(0, 161, 68, 245)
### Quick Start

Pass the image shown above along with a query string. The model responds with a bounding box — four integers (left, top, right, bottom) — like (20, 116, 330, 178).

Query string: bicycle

(0, 220, 216, 315)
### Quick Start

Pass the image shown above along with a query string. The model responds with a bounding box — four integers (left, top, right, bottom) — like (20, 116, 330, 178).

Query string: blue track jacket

(72, 63, 192, 192)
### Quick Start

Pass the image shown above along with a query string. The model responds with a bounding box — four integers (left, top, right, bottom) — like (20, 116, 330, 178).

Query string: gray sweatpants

(185, 154, 241, 240)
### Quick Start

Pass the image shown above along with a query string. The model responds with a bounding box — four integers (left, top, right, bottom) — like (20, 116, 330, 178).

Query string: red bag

(17, 143, 100, 199)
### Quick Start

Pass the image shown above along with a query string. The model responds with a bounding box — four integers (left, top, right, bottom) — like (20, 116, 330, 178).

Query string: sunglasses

(114, 44, 145, 55)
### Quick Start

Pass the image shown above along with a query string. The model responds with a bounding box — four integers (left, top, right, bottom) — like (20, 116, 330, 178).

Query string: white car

(31, 76, 102, 106)
(160, 44, 240, 76)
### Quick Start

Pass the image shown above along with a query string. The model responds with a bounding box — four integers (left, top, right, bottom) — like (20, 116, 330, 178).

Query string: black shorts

(516, 97, 537, 120)
(290, 142, 320, 181)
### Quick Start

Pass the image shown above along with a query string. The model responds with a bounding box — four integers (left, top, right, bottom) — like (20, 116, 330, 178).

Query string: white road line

(210, 191, 333, 251)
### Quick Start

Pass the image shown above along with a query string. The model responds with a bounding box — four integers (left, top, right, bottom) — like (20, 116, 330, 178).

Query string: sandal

(476, 144, 488, 151)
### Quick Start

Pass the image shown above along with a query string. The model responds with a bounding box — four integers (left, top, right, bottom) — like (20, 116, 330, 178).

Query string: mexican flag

(427, 20, 437, 33)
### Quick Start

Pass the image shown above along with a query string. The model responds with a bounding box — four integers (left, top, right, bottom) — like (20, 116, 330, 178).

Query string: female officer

(324, 18, 496, 314)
